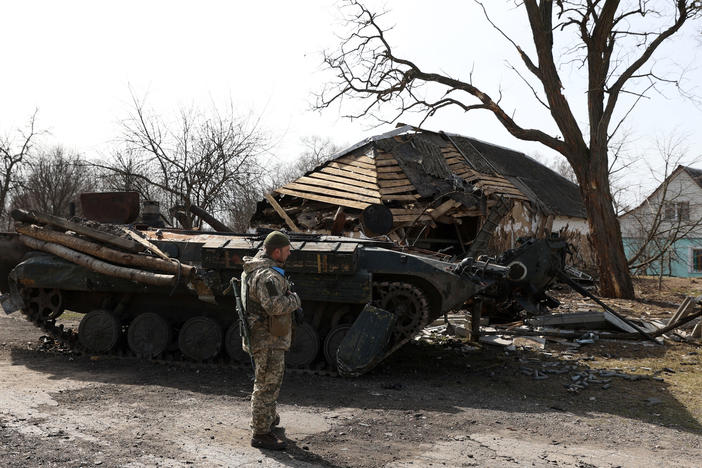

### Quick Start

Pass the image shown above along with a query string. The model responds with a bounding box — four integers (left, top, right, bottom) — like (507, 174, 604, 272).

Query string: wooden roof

(272, 134, 528, 223)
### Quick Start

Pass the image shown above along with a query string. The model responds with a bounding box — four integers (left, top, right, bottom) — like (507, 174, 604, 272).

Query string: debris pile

(419, 291, 702, 393)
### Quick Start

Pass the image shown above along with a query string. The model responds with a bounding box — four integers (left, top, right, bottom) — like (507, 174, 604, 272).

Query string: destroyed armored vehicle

(0, 203, 567, 374)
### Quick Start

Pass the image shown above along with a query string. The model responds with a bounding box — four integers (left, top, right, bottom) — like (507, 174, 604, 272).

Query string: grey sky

(1, 0, 700, 201)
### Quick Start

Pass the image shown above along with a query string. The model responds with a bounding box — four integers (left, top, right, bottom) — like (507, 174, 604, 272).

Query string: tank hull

(1, 224, 566, 372)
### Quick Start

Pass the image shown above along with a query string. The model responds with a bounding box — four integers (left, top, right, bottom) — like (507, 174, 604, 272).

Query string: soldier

(241, 230, 301, 451)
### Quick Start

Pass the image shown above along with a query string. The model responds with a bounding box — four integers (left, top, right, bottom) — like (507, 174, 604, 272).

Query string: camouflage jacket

(241, 250, 301, 352)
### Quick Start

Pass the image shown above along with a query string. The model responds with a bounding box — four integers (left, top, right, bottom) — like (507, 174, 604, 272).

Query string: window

(663, 201, 690, 221)
(693, 249, 702, 273)
(679, 201, 690, 221)
(664, 202, 675, 220)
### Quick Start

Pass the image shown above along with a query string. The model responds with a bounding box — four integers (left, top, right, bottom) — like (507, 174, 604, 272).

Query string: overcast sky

(1, 1, 700, 201)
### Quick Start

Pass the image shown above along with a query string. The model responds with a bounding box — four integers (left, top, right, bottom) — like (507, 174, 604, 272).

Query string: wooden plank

(297, 176, 380, 198)
(376, 165, 404, 173)
(474, 182, 523, 193)
(122, 228, 172, 261)
(379, 184, 416, 195)
(476, 178, 515, 187)
(378, 179, 414, 188)
(382, 194, 420, 201)
(474, 180, 520, 190)
(264, 193, 301, 232)
(670, 296, 695, 323)
(469, 174, 513, 184)
(447, 161, 470, 169)
(391, 208, 426, 215)
(480, 187, 526, 196)
(335, 157, 376, 171)
(448, 163, 471, 172)
(374, 152, 395, 161)
(337, 154, 375, 166)
(444, 156, 467, 165)
(376, 159, 400, 167)
(308, 171, 379, 190)
(320, 166, 376, 184)
(429, 199, 462, 219)
(283, 182, 382, 204)
(393, 214, 432, 223)
(275, 188, 370, 210)
(484, 183, 523, 193)
(479, 188, 526, 198)
(327, 161, 376, 178)
(456, 170, 480, 180)
(479, 187, 525, 198)
(376, 172, 410, 181)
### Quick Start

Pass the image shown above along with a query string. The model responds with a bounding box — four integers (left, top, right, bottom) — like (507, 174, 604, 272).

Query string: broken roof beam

(265, 193, 301, 232)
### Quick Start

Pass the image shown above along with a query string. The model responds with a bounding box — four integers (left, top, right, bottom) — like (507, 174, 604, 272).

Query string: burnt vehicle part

(334, 237, 567, 375)
(1, 209, 567, 374)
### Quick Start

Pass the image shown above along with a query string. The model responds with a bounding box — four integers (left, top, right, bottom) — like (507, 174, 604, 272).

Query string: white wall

(552, 216, 589, 234)
(620, 169, 702, 238)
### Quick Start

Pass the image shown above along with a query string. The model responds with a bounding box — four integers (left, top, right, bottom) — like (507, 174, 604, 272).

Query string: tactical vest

(241, 267, 267, 319)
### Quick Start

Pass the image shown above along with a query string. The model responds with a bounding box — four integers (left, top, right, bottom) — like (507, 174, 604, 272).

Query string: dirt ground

(2, 278, 702, 467)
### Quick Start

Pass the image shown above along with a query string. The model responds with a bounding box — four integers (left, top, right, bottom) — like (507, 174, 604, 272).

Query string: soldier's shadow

(256, 428, 345, 468)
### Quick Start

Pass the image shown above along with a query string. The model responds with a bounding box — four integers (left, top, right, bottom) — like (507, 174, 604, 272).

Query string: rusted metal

(80, 192, 140, 224)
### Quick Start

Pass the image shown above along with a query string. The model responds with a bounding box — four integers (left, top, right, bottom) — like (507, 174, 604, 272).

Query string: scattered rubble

(418, 291, 702, 394)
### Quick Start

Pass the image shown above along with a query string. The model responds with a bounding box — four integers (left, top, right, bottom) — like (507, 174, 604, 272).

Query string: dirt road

(1, 310, 701, 467)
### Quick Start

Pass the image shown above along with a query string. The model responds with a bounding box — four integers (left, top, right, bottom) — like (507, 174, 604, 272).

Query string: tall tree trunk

(578, 152, 635, 299)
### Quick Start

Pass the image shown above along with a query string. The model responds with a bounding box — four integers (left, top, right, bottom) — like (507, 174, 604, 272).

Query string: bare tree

(551, 157, 577, 185)
(294, 136, 343, 175)
(317, 1, 702, 298)
(98, 96, 269, 229)
(0, 112, 39, 225)
(264, 136, 344, 191)
(97, 148, 156, 201)
(12, 146, 97, 218)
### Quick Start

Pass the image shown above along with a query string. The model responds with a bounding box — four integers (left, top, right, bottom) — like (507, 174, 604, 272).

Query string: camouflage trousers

(251, 347, 286, 435)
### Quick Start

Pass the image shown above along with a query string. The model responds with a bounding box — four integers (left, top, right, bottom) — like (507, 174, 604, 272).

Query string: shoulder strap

(271, 266, 285, 276)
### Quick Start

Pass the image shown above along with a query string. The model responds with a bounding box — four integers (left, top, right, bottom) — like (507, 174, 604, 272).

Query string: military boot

(251, 432, 287, 451)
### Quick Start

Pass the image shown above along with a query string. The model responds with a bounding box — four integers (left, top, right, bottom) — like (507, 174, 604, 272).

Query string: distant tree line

(0, 104, 339, 231)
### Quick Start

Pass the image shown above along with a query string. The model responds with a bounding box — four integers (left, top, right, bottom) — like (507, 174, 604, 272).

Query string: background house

(620, 165, 702, 277)
(252, 126, 589, 261)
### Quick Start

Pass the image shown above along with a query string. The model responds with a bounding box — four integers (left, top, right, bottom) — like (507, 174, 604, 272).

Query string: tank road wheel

(127, 313, 171, 358)
(22, 288, 64, 322)
(323, 324, 351, 367)
(224, 323, 251, 363)
(178, 316, 222, 361)
(78, 309, 121, 353)
(373, 282, 430, 342)
(286, 323, 319, 368)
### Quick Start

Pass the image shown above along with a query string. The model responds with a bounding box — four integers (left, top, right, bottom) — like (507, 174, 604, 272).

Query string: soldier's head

(263, 231, 291, 264)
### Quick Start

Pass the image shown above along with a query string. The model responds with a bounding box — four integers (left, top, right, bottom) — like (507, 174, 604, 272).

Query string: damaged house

(252, 126, 588, 260)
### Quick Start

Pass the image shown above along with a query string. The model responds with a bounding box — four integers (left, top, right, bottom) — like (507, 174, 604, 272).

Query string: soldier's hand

(289, 291, 301, 309)
(294, 308, 304, 325)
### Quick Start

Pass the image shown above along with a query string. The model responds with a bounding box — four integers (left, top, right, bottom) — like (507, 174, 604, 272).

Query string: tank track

(18, 281, 431, 376)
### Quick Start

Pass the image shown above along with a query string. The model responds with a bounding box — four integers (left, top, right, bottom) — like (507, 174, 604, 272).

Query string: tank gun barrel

(454, 256, 525, 282)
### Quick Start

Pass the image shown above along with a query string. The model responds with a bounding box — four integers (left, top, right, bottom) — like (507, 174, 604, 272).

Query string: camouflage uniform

(241, 250, 301, 435)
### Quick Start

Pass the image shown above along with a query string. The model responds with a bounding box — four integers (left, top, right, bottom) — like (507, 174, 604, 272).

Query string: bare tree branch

(318, 0, 702, 298)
